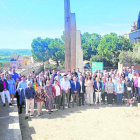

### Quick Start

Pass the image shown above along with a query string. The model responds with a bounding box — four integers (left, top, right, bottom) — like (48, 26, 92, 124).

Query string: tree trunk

(56, 60, 59, 66)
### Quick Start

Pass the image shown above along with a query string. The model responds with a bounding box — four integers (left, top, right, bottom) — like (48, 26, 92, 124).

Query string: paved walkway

(19, 102, 140, 140)
(0, 99, 22, 140)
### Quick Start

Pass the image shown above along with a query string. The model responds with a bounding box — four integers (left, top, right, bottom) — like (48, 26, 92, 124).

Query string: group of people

(0, 65, 140, 119)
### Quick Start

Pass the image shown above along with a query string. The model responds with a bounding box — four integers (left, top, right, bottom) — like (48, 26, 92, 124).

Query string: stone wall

(129, 29, 140, 43)
(19, 65, 44, 77)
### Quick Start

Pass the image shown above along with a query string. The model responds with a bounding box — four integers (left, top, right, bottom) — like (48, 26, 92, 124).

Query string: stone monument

(64, 0, 84, 72)
(71, 13, 76, 70)
(64, 0, 71, 71)
(76, 30, 83, 72)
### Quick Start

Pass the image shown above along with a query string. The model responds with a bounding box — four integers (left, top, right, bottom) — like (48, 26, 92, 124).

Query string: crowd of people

(0, 65, 140, 119)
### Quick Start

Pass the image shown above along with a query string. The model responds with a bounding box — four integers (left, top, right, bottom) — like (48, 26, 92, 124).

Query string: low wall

(19, 65, 44, 77)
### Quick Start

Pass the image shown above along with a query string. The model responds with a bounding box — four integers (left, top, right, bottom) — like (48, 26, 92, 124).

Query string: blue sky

(0, 0, 140, 49)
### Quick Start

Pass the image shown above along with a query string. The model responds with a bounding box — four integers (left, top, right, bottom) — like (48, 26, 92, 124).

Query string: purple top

(134, 78, 138, 87)
(2, 80, 6, 89)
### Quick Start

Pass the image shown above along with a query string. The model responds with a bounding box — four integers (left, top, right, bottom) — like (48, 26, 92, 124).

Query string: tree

(31, 37, 65, 66)
(81, 32, 101, 60)
(97, 33, 132, 67)
(47, 38, 65, 66)
(137, 12, 140, 30)
(31, 37, 50, 63)
(119, 43, 140, 65)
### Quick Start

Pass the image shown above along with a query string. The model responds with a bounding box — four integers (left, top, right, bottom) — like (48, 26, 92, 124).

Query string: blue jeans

(138, 88, 140, 96)
(117, 94, 123, 105)
(34, 102, 37, 108)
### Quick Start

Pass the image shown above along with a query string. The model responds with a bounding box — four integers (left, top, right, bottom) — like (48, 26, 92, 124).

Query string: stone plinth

(64, 0, 71, 72)
(118, 62, 123, 75)
(138, 103, 140, 109)
(71, 13, 76, 70)
(76, 30, 84, 72)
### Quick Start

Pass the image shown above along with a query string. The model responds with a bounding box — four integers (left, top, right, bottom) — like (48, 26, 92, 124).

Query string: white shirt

(74, 82, 76, 88)
(55, 85, 60, 96)
(61, 79, 71, 90)
(138, 77, 140, 87)
(80, 81, 83, 93)
(8, 71, 13, 75)
(106, 77, 109, 82)
(112, 78, 117, 85)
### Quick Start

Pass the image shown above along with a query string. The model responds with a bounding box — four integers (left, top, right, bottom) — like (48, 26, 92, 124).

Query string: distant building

(10, 54, 32, 68)
(123, 12, 140, 44)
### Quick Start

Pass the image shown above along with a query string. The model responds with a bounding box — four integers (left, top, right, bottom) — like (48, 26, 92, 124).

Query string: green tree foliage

(97, 33, 132, 67)
(31, 37, 65, 66)
(137, 12, 140, 30)
(81, 32, 101, 60)
(119, 43, 140, 65)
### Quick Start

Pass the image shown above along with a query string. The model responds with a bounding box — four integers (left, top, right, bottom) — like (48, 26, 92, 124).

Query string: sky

(0, 0, 140, 49)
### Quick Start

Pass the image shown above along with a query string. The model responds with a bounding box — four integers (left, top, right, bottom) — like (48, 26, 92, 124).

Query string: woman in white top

(85, 75, 94, 106)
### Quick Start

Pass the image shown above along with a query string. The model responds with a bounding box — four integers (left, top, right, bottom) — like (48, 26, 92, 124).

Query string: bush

(90, 55, 113, 67)
(45, 64, 57, 70)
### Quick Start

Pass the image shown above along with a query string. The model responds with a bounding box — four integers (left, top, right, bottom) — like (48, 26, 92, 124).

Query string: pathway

(19, 103, 140, 140)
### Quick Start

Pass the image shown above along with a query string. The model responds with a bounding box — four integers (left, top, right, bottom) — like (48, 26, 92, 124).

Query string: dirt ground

(19, 101, 140, 140)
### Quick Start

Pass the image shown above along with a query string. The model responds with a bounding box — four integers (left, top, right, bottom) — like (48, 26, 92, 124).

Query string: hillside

(0, 49, 32, 63)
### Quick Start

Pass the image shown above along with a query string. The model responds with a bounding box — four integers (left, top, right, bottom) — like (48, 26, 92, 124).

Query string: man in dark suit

(79, 76, 85, 106)
(94, 77, 102, 106)
(71, 76, 80, 107)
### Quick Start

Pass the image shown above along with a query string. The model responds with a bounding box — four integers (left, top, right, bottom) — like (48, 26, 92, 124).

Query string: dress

(34, 89, 46, 102)
(124, 81, 133, 99)
(45, 85, 54, 110)
(85, 80, 94, 104)
(7, 79, 16, 94)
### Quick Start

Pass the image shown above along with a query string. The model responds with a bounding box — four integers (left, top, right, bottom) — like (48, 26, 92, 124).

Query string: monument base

(138, 103, 140, 109)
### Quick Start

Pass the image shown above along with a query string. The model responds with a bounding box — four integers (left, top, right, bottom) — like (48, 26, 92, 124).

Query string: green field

(0, 49, 32, 63)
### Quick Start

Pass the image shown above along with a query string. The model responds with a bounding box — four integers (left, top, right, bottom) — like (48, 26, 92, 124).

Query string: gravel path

(19, 103, 140, 140)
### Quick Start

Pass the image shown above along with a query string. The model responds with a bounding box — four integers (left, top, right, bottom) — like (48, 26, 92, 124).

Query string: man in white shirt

(61, 74, 71, 109)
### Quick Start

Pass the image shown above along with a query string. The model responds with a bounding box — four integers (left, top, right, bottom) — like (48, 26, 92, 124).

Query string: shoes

(9, 103, 12, 106)
(30, 114, 34, 117)
(130, 104, 133, 107)
(25, 116, 28, 119)
(38, 114, 41, 116)
(68, 106, 71, 108)
(126, 103, 129, 106)
(3, 103, 6, 107)
(49, 111, 51, 114)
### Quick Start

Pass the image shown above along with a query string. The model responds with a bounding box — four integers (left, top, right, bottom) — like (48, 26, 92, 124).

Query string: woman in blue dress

(7, 74, 16, 104)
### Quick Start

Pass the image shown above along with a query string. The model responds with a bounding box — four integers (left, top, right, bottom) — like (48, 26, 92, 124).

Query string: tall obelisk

(64, 0, 71, 72)
(71, 13, 76, 70)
